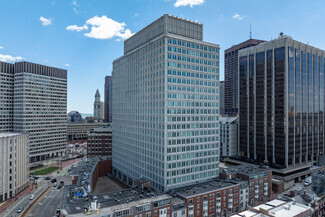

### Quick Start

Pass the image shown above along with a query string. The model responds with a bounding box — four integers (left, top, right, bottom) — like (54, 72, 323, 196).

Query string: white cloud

(0, 46, 3, 49)
(233, 13, 244, 20)
(0, 54, 24, 62)
(66, 15, 133, 40)
(174, 0, 204, 8)
(65, 64, 70, 67)
(71, 0, 79, 6)
(66, 24, 88, 32)
(134, 13, 139, 17)
(73, 8, 80, 15)
(40, 16, 53, 26)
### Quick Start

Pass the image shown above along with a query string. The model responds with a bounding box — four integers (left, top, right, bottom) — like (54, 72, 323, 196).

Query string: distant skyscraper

(219, 81, 225, 116)
(94, 89, 104, 120)
(104, 76, 112, 123)
(239, 36, 325, 170)
(113, 14, 220, 191)
(0, 61, 67, 162)
(224, 39, 265, 116)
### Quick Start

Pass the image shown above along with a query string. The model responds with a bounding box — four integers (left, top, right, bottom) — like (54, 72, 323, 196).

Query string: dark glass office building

(224, 39, 265, 116)
(239, 36, 325, 169)
(104, 75, 112, 123)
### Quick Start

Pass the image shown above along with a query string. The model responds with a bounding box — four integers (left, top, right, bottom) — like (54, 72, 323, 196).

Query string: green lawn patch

(30, 165, 46, 172)
(31, 166, 60, 175)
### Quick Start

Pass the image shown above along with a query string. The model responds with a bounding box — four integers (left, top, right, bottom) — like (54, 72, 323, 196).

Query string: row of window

(167, 61, 218, 73)
(167, 38, 219, 54)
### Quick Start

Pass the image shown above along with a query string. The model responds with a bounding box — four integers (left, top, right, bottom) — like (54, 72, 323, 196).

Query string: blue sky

(1, 0, 325, 113)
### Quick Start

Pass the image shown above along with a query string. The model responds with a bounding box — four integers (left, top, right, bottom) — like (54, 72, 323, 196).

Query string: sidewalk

(0, 158, 81, 215)
(0, 182, 39, 215)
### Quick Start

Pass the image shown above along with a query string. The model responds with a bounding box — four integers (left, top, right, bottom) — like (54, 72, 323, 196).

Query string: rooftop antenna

(249, 24, 252, 39)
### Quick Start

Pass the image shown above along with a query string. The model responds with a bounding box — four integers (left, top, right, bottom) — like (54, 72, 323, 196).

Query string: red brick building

(175, 180, 241, 217)
(87, 125, 112, 157)
(219, 165, 272, 206)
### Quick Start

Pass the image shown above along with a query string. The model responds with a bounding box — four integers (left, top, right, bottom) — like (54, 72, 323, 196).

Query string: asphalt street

(27, 175, 72, 217)
(0, 180, 47, 217)
(1, 160, 78, 217)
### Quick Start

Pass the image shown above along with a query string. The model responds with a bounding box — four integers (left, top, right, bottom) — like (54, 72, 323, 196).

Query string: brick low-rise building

(175, 180, 243, 217)
(220, 165, 272, 206)
(87, 125, 112, 157)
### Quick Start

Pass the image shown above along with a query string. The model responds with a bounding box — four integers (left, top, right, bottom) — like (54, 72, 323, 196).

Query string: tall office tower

(94, 89, 104, 120)
(219, 81, 225, 116)
(113, 14, 220, 191)
(1, 61, 67, 162)
(0, 61, 14, 133)
(13, 62, 67, 162)
(239, 35, 325, 170)
(104, 76, 112, 123)
(224, 39, 264, 116)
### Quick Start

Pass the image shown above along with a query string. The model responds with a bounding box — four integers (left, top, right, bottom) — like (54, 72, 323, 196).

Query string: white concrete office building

(0, 62, 14, 133)
(219, 116, 238, 157)
(112, 14, 220, 191)
(0, 61, 67, 162)
(0, 133, 29, 202)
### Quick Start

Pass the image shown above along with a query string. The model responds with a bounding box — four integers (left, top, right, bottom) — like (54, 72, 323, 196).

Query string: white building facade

(112, 14, 220, 191)
(0, 61, 67, 162)
(0, 133, 29, 202)
(219, 116, 238, 157)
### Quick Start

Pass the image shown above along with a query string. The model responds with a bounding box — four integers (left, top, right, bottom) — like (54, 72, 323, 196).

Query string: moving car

(58, 181, 64, 189)
(29, 194, 35, 200)
(17, 207, 24, 213)
(53, 182, 57, 187)
(54, 209, 61, 217)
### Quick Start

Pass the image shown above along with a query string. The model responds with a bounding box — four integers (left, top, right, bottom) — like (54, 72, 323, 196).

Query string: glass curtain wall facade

(112, 14, 220, 191)
(224, 39, 265, 116)
(104, 76, 112, 123)
(239, 36, 325, 168)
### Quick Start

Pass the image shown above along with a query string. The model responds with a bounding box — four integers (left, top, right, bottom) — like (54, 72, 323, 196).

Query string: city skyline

(1, 0, 325, 113)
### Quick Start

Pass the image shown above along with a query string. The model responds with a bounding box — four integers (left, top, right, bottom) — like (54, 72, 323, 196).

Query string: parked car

(296, 187, 303, 191)
(304, 177, 311, 186)
(51, 178, 57, 183)
(53, 182, 57, 187)
(17, 207, 24, 213)
(29, 194, 35, 200)
(45, 176, 51, 180)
